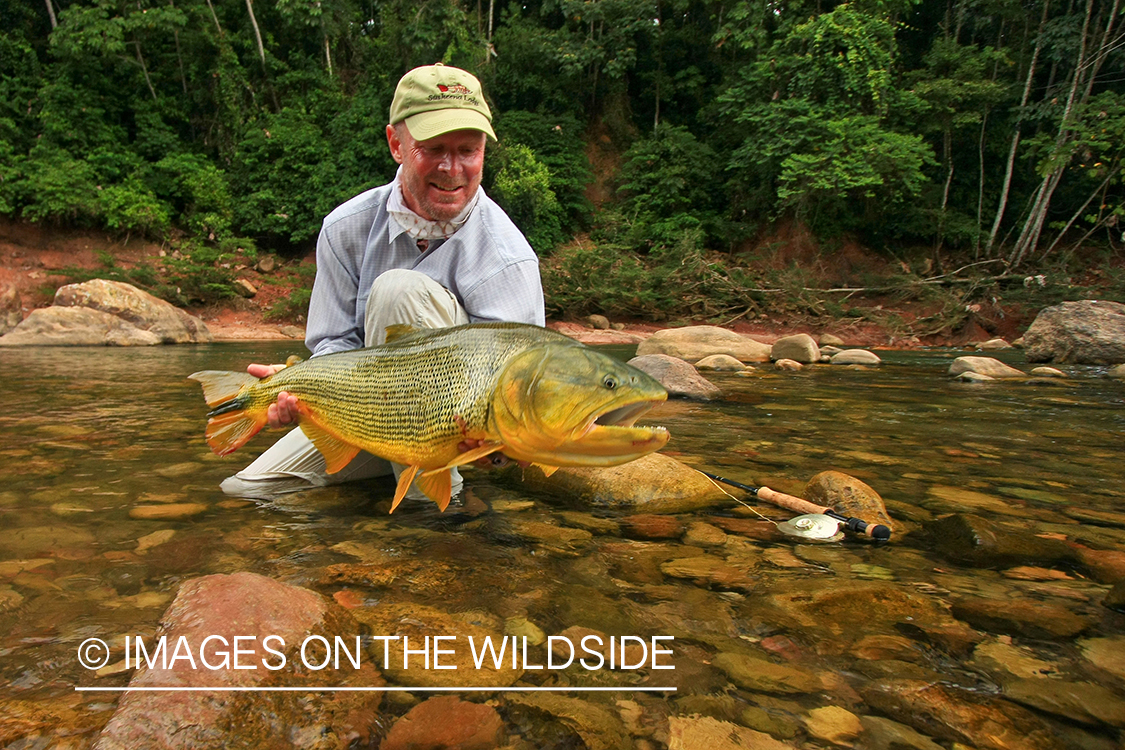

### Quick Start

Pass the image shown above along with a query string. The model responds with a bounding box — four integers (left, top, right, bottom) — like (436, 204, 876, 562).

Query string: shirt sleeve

(463, 259, 546, 326)
(305, 228, 364, 357)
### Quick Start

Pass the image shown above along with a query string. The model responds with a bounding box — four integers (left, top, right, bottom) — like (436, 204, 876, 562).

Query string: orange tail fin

(188, 371, 266, 456)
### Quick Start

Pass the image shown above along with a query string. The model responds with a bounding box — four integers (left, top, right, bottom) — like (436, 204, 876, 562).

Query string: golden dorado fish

(188, 322, 669, 512)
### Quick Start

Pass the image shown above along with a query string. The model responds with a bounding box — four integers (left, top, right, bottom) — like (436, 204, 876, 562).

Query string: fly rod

(700, 471, 892, 541)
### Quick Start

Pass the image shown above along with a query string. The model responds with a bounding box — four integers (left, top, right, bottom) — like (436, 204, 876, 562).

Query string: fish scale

(189, 322, 670, 512)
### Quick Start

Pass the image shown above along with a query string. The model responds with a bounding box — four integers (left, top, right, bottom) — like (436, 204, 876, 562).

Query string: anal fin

(300, 421, 361, 474)
(204, 409, 267, 456)
(390, 465, 420, 513)
(415, 470, 454, 512)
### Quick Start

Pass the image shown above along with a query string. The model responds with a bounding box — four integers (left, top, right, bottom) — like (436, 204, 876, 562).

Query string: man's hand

(248, 364, 299, 428)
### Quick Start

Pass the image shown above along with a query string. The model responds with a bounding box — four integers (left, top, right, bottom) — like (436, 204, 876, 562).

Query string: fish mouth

(569, 395, 670, 461)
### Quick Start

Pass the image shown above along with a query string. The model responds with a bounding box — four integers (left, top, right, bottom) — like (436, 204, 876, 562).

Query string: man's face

(386, 124, 486, 222)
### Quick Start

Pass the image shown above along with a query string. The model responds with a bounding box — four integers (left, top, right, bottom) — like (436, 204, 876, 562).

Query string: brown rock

(53, 279, 212, 343)
(925, 513, 1077, 568)
(668, 715, 794, 750)
(128, 503, 209, 520)
(951, 597, 1091, 639)
(627, 354, 722, 400)
(861, 679, 1064, 750)
(0, 307, 161, 346)
(948, 356, 1026, 378)
(520, 453, 729, 513)
(695, 354, 747, 371)
(771, 333, 820, 363)
(506, 694, 629, 750)
(95, 572, 381, 750)
(620, 514, 685, 539)
(232, 278, 257, 298)
(774, 358, 803, 371)
(804, 470, 895, 532)
(712, 651, 822, 694)
(382, 696, 505, 750)
(0, 283, 21, 336)
(1022, 300, 1125, 364)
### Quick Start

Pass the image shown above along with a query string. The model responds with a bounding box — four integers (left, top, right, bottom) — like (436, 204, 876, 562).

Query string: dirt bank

(0, 219, 1015, 348)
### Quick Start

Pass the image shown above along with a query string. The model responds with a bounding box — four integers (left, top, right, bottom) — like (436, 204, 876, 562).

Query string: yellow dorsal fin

(284, 354, 304, 367)
(300, 421, 360, 474)
(383, 323, 418, 343)
(390, 465, 420, 513)
(420, 442, 504, 475)
(415, 470, 454, 512)
(534, 463, 560, 478)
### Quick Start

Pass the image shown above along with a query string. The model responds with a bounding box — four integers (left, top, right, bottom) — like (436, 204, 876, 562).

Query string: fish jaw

(491, 344, 670, 467)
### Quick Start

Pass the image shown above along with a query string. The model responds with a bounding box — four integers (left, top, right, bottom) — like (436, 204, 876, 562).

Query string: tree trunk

(44, 0, 57, 29)
(985, 0, 1049, 256)
(204, 0, 224, 36)
(324, 33, 332, 76)
(245, 0, 266, 66)
(1010, 0, 1120, 266)
(169, 0, 189, 94)
(134, 41, 158, 102)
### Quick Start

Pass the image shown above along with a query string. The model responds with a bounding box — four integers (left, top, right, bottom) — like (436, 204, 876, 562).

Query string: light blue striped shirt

(305, 182, 545, 357)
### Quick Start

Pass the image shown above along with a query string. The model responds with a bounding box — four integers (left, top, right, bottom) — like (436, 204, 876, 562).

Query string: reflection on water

(1, 343, 1124, 747)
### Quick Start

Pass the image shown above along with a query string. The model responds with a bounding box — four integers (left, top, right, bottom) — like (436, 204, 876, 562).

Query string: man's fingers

(247, 363, 286, 378)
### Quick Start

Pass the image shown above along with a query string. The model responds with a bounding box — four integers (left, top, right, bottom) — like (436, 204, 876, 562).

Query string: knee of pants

(365, 269, 469, 346)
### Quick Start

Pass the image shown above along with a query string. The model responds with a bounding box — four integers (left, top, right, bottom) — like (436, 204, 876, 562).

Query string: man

(220, 63, 545, 500)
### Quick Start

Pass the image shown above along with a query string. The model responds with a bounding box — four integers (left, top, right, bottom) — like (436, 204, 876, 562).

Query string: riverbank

(0, 218, 1029, 349)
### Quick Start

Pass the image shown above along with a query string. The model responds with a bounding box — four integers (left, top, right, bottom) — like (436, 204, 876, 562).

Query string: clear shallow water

(1, 343, 1124, 747)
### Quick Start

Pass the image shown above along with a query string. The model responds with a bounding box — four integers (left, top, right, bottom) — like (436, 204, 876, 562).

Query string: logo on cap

(437, 83, 471, 95)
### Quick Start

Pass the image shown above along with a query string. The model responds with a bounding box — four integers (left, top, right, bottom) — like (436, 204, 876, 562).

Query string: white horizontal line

(75, 686, 677, 693)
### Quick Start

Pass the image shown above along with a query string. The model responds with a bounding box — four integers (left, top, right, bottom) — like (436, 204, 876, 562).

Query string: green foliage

(489, 143, 566, 253)
(20, 145, 101, 224)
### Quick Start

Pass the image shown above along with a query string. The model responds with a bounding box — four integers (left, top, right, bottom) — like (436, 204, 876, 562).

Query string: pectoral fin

(390, 465, 420, 513)
(534, 463, 560, 478)
(300, 421, 360, 474)
(415, 470, 454, 512)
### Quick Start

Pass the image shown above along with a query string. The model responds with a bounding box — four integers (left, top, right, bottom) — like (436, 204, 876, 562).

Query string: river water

(1, 342, 1123, 748)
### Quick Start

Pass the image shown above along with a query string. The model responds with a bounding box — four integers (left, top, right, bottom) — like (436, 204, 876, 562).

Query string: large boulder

(0, 279, 211, 346)
(0, 307, 162, 346)
(803, 470, 895, 532)
(521, 453, 730, 513)
(627, 354, 722, 400)
(95, 571, 383, 749)
(635, 325, 771, 363)
(1022, 300, 1125, 364)
(54, 279, 212, 343)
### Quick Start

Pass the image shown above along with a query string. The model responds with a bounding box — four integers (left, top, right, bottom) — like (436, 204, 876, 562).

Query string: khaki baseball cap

(389, 63, 496, 141)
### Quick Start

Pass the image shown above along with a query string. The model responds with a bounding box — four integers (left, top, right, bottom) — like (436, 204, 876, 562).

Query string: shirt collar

(386, 166, 480, 242)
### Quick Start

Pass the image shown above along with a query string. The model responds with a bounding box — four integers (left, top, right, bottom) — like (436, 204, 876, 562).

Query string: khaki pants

(219, 269, 470, 500)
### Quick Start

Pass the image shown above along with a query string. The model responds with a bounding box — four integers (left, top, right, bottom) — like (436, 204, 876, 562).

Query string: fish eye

(603, 376, 618, 390)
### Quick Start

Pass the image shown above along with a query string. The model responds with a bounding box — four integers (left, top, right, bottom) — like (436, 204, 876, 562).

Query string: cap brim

(403, 110, 497, 142)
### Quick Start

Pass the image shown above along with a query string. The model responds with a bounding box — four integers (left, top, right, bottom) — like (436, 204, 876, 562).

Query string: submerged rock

(521, 453, 729, 513)
(507, 693, 629, 750)
(95, 571, 381, 750)
(627, 354, 722, 400)
(712, 651, 821, 695)
(771, 334, 820, 364)
(948, 356, 1025, 378)
(1003, 678, 1125, 728)
(1022, 300, 1125, 364)
(860, 716, 944, 750)
(861, 679, 1064, 750)
(950, 597, 1091, 639)
(804, 705, 862, 746)
(636, 325, 772, 364)
(382, 696, 505, 750)
(667, 715, 794, 750)
(925, 513, 1077, 568)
